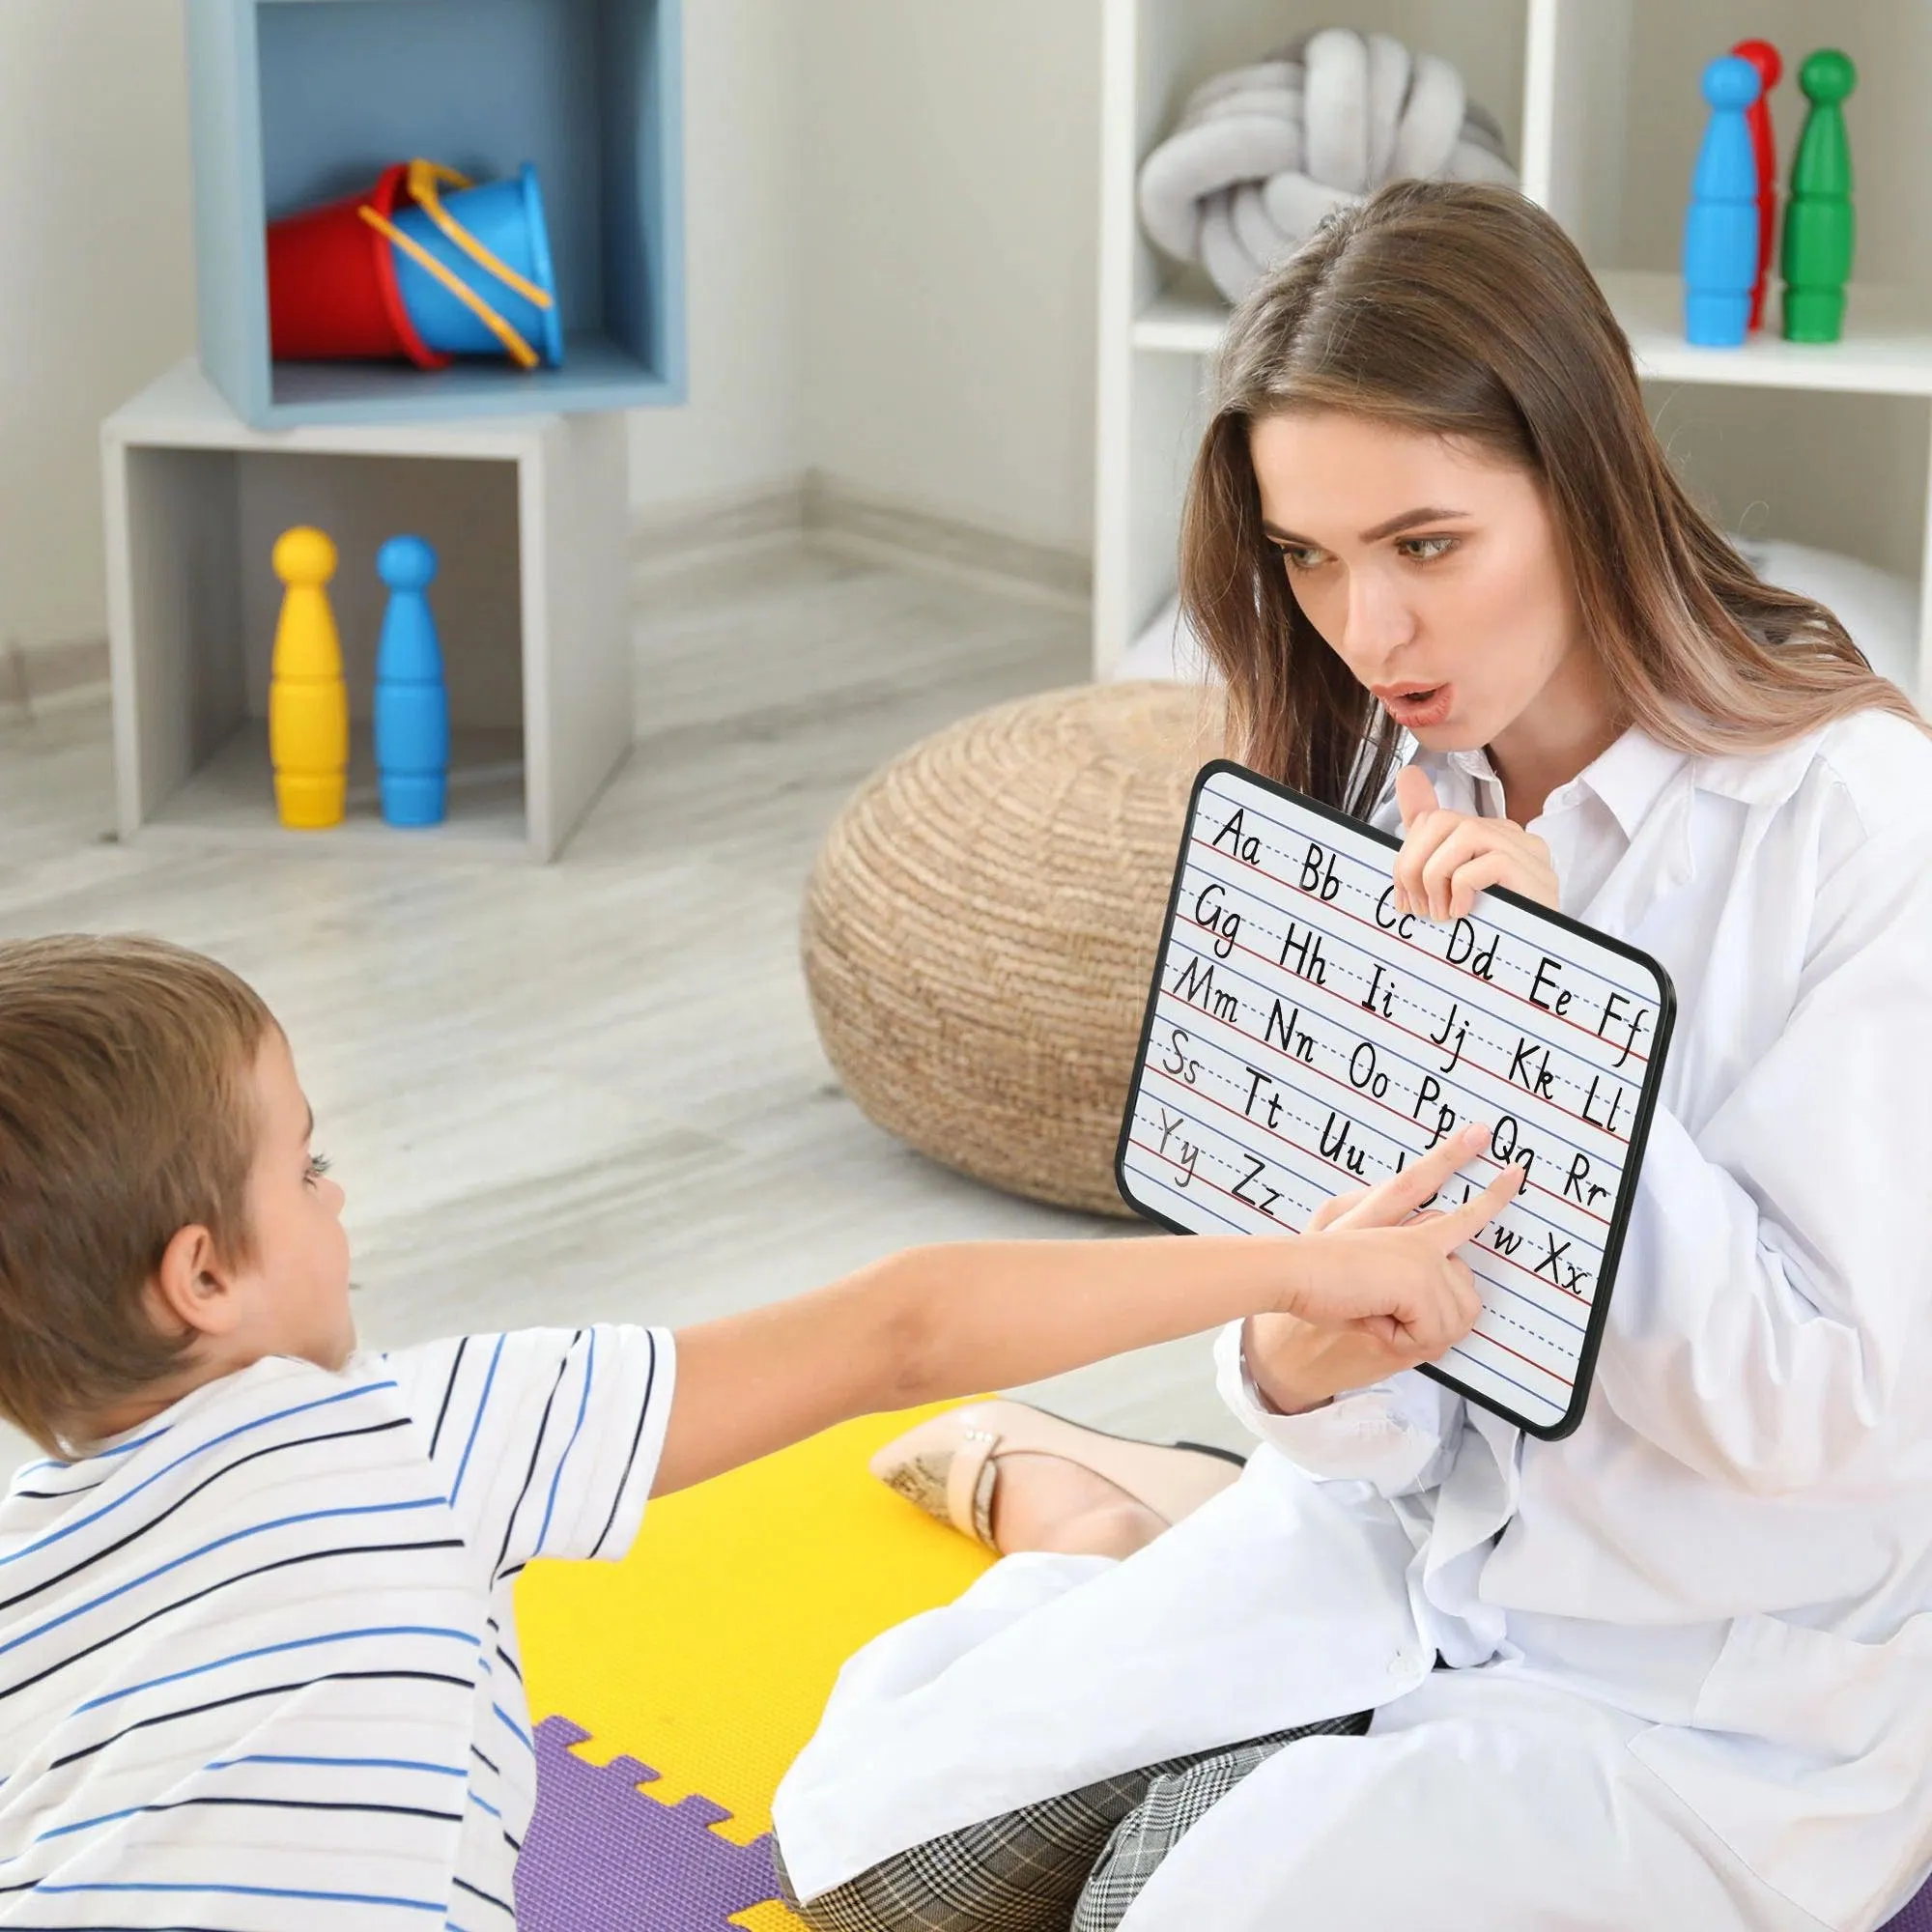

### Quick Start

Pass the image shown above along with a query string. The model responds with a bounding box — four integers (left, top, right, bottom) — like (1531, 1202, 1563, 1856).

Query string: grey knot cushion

(803, 682, 1213, 1217)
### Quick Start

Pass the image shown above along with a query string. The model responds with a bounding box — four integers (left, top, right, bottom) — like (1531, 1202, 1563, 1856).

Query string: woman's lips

(1376, 682, 1455, 729)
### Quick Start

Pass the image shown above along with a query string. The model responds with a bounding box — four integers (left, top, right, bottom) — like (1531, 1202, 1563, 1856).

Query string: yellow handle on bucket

(357, 160, 553, 371)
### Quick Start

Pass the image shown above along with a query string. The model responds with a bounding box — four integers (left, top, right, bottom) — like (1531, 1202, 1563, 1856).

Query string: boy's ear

(150, 1223, 245, 1342)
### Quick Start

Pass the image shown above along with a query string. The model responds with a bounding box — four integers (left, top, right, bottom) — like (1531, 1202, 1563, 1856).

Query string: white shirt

(1216, 710, 1932, 1915)
(0, 1325, 674, 1930)
(776, 710, 1932, 1931)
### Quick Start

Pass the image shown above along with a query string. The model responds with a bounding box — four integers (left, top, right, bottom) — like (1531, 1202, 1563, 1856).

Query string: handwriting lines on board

(1116, 761, 1675, 1439)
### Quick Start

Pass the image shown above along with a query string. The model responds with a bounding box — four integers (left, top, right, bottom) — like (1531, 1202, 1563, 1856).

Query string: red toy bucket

(266, 162, 446, 369)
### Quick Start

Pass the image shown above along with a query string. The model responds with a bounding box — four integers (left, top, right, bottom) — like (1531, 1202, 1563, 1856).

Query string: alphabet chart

(1116, 762, 1676, 1438)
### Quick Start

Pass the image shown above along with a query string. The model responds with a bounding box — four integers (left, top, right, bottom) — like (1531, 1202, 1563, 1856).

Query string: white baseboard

(0, 636, 109, 723)
(805, 471, 1091, 609)
(630, 477, 808, 579)
(630, 470, 1093, 611)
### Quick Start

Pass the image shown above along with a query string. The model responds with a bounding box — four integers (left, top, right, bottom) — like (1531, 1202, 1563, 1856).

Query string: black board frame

(1114, 758, 1678, 1441)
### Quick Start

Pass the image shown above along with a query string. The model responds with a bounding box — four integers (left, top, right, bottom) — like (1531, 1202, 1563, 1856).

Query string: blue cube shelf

(185, 0, 685, 428)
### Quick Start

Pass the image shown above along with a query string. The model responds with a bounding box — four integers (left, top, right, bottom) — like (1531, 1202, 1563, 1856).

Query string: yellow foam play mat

(513, 1403, 993, 1929)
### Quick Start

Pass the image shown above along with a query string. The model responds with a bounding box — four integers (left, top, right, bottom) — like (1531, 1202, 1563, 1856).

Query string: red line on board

(1138, 1061, 1593, 1304)
(1151, 985, 1614, 1230)
(1143, 1064, 1602, 1284)
(1143, 1060, 1421, 1196)
(1467, 1231, 1592, 1305)
(1123, 1137, 1311, 1226)
(1131, 1141, 1578, 1389)
(1179, 910, 1632, 1148)
(1187, 831, 1653, 1066)
(1462, 1321, 1577, 1390)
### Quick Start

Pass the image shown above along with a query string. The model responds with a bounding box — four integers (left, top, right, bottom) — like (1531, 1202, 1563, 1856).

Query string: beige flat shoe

(869, 1399, 1246, 1550)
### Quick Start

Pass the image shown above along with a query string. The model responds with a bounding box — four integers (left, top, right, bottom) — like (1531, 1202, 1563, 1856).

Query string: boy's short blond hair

(0, 935, 275, 1455)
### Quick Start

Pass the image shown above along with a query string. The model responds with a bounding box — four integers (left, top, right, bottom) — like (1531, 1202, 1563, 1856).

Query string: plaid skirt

(774, 1709, 1373, 1932)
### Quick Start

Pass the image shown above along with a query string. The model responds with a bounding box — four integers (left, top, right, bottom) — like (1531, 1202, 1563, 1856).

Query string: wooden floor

(0, 545, 1242, 1486)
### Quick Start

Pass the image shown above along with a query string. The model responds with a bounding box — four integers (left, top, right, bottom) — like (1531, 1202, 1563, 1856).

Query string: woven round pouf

(803, 681, 1214, 1218)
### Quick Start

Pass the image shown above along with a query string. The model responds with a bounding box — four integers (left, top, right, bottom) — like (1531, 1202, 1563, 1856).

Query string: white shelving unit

(101, 362, 632, 863)
(1094, 0, 1932, 703)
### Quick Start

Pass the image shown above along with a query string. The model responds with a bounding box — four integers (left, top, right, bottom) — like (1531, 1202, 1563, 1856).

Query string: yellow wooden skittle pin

(269, 526, 350, 830)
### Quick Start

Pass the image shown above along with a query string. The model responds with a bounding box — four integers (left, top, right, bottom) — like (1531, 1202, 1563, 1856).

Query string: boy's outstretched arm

(654, 1125, 1520, 1496)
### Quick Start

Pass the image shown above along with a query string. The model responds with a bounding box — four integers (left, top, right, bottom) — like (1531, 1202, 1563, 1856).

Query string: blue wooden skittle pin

(373, 534, 450, 828)
(1683, 54, 1762, 347)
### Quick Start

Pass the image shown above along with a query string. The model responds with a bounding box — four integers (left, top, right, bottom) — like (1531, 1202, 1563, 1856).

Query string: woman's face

(1247, 410, 1589, 751)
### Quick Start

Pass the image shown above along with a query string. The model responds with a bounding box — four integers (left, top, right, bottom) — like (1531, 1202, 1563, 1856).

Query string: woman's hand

(1392, 767, 1558, 922)
(1257, 1124, 1520, 1416)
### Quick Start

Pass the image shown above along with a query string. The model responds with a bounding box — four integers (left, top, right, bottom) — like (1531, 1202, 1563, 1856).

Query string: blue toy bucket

(388, 164, 564, 368)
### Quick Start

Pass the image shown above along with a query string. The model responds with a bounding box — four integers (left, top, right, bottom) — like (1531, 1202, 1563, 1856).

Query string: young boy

(0, 935, 1514, 1928)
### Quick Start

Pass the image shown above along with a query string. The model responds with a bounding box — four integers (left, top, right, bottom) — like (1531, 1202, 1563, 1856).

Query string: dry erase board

(1116, 761, 1676, 1439)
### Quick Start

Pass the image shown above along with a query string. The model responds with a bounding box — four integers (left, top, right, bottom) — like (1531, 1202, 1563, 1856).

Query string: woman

(773, 182, 1932, 1932)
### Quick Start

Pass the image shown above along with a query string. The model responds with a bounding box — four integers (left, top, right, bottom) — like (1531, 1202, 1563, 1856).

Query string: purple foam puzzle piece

(517, 1715, 788, 1931)
(1885, 1876, 1932, 1932)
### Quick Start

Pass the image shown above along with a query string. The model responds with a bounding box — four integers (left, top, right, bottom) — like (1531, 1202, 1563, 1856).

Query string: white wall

(0, 0, 197, 654)
(802, 0, 1104, 558)
(626, 0, 806, 518)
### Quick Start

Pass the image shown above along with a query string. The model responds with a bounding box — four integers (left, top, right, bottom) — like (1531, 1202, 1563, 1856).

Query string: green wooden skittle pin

(1781, 48, 1857, 343)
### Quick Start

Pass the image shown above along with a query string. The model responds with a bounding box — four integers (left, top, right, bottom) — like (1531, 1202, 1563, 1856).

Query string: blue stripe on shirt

(1, 1498, 446, 1659)
(450, 1338, 505, 1505)
(209, 1752, 467, 1777)
(0, 1383, 399, 1569)
(535, 1330, 596, 1551)
(75, 1624, 480, 1711)
(11, 1418, 170, 1482)
(14, 1789, 467, 1859)
(33, 1877, 445, 1912)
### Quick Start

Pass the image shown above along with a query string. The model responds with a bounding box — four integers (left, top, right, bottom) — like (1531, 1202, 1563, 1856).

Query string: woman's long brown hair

(1179, 180, 1922, 816)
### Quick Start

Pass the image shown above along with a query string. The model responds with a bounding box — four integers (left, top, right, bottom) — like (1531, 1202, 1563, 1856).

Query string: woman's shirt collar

(1419, 726, 1690, 838)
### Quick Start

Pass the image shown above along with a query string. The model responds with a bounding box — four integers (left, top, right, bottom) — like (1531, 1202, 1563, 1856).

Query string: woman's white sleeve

(1597, 820, 1932, 1495)
(1212, 1321, 1464, 1495)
